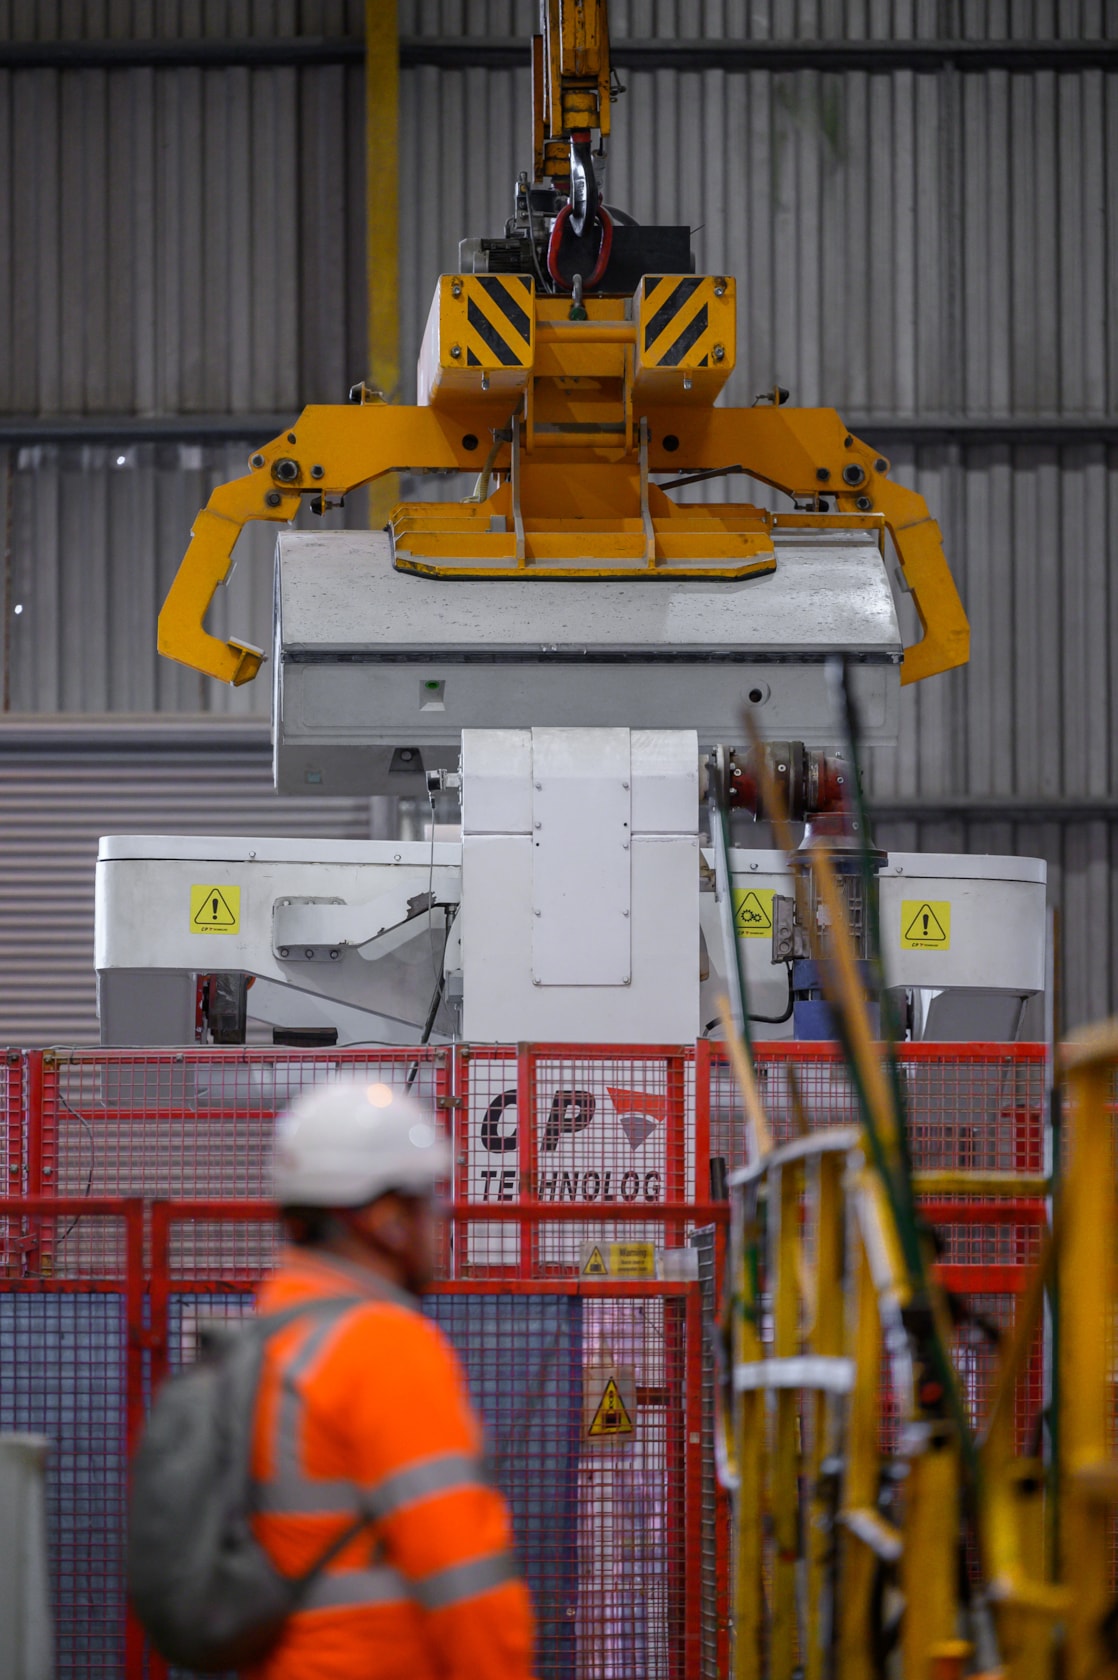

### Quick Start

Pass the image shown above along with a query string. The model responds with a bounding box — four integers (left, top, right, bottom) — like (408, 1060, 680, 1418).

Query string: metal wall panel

(0, 722, 373, 1044)
(0, 3, 367, 40)
(2, 444, 373, 715)
(0, 62, 365, 414)
(396, 3, 1118, 41)
(3, 3, 1116, 41)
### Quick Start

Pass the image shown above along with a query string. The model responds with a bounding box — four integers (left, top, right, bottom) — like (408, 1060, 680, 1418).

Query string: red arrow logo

(607, 1088, 669, 1150)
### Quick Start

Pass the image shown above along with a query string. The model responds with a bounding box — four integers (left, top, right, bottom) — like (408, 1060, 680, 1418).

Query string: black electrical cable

(57, 1090, 96, 1240)
(405, 906, 458, 1092)
(523, 188, 555, 295)
(703, 960, 794, 1033)
(748, 961, 795, 1025)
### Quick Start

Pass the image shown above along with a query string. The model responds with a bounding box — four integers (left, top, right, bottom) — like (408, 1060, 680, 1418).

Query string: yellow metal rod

(535, 321, 638, 344)
(716, 993, 773, 1161)
(365, 0, 400, 528)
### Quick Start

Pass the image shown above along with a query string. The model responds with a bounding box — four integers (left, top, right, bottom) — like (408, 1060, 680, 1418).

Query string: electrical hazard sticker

(190, 884, 241, 935)
(900, 900, 951, 951)
(732, 887, 775, 939)
(586, 1375, 635, 1440)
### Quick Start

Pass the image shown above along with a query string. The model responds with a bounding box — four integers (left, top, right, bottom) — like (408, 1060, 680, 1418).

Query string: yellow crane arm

(693, 407, 970, 687)
(157, 405, 493, 686)
(157, 402, 968, 690)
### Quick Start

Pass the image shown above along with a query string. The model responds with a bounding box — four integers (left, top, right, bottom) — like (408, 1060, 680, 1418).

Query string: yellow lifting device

(156, 3, 969, 696)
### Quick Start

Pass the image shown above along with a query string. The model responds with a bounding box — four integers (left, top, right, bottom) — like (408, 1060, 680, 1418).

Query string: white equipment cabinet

(96, 526, 1048, 1046)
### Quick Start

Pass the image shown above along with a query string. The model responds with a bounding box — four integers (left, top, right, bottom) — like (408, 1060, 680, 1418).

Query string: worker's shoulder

(332, 1294, 453, 1356)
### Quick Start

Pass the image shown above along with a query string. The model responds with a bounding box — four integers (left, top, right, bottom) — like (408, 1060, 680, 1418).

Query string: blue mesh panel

(427, 1294, 582, 1680)
(0, 1292, 126, 1675)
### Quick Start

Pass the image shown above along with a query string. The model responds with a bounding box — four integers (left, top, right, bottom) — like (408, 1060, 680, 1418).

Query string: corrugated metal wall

(0, 4, 1115, 1030)
(0, 722, 373, 1044)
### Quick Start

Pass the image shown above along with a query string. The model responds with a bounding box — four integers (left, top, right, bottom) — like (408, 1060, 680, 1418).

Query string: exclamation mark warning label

(900, 899, 951, 951)
(190, 884, 241, 935)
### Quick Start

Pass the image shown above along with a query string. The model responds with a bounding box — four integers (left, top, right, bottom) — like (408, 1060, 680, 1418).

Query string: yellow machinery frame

(722, 974, 1118, 1679)
(727, 1129, 977, 1680)
(158, 272, 969, 694)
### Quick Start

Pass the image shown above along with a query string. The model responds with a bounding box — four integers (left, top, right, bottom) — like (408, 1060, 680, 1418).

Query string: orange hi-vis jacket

(247, 1247, 536, 1680)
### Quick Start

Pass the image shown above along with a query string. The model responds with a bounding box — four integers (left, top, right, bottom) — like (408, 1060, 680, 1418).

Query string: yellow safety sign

(607, 1242, 656, 1279)
(901, 899, 951, 951)
(732, 887, 774, 938)
(587, 1376, 634, 1439)
(579, 1241, 657, 1279)
(190, 884, 241, 935)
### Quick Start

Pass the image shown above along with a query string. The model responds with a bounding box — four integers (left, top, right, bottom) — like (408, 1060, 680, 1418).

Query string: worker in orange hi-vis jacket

(246, 1078, 536, 1680)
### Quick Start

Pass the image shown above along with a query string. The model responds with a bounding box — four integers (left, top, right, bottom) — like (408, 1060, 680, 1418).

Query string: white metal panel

(461, 830, 700, 1042)
(461, 729, 534, 835)
(0, 1435, 53, 1680)
(531, 728, 632, 986)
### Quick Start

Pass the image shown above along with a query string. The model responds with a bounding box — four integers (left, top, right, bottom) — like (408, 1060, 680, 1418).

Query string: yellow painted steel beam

(900, 1433, 963, 1676)
(1060, 1016, 1118, 1070)
(805, 1151, 845, 1680)
(732, 1174, 767, 1680)
(1061, 1057, 1117, 1680)
(771, 1161, 801, 1678)
(365, 0, 399, 528)
(837, 1244, 884, 1680)
(913, 1169, 1050, 1197)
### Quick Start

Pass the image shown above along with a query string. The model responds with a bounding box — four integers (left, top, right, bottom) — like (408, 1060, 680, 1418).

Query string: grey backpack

(127, 1296, 365, 1672)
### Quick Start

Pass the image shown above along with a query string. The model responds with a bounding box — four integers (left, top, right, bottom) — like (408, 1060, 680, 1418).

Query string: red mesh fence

(36, 1047, 452, 1199)
(0, 1043, 1050, 1680)
(1, 1195, 706, 1680)
(700, 1041, 1046, 1173)
(456, 1045, 695, 1276)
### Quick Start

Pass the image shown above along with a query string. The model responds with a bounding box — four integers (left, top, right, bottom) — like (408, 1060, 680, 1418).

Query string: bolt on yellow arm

(158, 401, 968, 690)
(692, 407, 970, 687)
(157, 404, 494, 686)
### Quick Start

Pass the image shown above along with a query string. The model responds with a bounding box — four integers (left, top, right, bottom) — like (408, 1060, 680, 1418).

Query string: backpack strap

(243, 1294, 377, 1587)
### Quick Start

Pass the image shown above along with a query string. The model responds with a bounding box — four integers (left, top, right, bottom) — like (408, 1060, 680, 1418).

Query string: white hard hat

(271, 1078, 451, 1208)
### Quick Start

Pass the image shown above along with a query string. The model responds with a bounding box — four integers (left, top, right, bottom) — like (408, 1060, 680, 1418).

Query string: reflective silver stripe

(412, 1551, 520, 1612)
(300, 1564, 411, 1614)
(253, 1477, 359, 1516)
(266, 1302, 363, 1505)
(254, 1449, 485, 1518)
(368, 1452, 483, 1521)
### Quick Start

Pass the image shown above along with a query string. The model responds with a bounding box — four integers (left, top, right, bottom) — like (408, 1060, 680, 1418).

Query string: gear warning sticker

(732, 887, 775, 938)
(901, 900, 950, 951)
(190, 884, 241, 935)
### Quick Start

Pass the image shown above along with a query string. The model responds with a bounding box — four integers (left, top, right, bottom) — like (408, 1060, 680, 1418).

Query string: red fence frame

(0, 1042, 1050, 1680)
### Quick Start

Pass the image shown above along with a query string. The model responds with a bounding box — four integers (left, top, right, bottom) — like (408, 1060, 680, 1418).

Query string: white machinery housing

(97, 531, 1047, 1046)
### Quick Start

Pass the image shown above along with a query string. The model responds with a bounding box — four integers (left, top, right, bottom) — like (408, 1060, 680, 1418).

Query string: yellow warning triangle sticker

(903, 902, 947, 943)
(193, 887, 238, 927)
(582, 1246, 608, 1277)
(734, 889, 772, 934)
(587, 1376, 634, 1438)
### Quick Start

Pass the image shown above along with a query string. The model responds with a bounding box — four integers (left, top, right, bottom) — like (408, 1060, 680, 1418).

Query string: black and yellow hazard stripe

(641, 276, 719, 368)
(459, 275, 533, 368)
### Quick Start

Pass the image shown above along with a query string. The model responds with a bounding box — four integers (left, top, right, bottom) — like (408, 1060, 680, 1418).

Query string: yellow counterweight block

(633, 274, 736, 403)
(418, 274, 535, 407)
